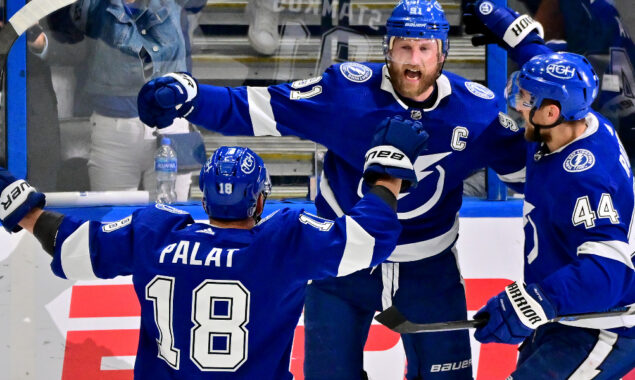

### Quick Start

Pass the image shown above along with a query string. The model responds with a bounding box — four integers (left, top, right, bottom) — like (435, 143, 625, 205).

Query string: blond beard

(387, 61, 441, 100)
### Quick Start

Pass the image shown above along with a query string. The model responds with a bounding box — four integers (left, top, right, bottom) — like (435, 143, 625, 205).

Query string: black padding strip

(33, 211, 65, 257)
(369, 185, 398, 211)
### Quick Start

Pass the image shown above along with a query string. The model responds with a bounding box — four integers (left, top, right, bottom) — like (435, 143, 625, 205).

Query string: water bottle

(155, 137, 177, 204)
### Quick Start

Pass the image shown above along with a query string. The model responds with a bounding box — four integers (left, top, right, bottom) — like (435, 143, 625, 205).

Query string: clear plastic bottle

(155, 137, 177, 204)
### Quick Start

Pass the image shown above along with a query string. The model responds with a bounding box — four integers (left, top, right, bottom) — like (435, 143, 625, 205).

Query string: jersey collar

(381, 65, 452, 111)
(541, 112, 600, 156)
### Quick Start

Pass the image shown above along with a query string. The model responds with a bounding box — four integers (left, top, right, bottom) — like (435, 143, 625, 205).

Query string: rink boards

(1, 199, 633, 379)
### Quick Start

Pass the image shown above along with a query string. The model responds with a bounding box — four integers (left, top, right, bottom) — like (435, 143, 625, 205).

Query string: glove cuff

(0, 180, 46, 232)
(504, 281, 555, 330)
(164, 72, 198, 103)
(363, 145, 414, 172)
(502, 14, 544, 48)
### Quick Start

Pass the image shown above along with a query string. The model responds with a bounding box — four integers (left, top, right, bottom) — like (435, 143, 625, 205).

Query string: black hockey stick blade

(376, 304, 635, 334)
(375, 306, 488, 333)
(0, 0, 78, 82)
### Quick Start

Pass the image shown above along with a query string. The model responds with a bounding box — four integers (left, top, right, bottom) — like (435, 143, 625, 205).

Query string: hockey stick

(375, 305, 635, 334)
(0, 0, 78, 83)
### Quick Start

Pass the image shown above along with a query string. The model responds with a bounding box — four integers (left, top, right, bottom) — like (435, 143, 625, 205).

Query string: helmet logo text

(241, 153, 256, 174)
(546, 64, 576, 80)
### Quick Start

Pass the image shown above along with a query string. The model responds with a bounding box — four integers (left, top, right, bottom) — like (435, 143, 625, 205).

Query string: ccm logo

(365, 150, 405, 161)
(547, 64, 576, 79)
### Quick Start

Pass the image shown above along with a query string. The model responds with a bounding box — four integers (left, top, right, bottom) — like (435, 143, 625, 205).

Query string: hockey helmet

(199, 146, 271, 220)
(507, 52, 599, 121)
(384, 0, 450, 60)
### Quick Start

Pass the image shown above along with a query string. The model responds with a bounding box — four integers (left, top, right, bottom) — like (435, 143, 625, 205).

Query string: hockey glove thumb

(0, 168, 46, 233)
(138, 72, 199, 128)
(363, 116, 429, 191)
(463, 1, 544, 50)
(474, 282, 556, 344)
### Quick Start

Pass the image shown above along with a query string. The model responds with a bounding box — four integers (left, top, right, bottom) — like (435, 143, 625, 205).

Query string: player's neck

(208, 218, 255, 230)
(545, 119, 588, 152)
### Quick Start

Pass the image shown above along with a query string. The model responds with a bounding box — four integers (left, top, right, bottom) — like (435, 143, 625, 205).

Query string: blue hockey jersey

(187, 62, 527, 261)
(48, 194, 400, 379)
(522, 111, 635, 335)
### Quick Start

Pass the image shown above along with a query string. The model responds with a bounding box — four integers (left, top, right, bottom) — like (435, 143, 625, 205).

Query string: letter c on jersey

(451, 127, 469, 151)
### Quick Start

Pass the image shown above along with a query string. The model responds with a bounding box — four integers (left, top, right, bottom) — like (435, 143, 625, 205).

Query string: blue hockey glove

(0, 168, 46, 233)
(463, 1, 544, 49)
(474, 282, 556, 344)
(137, 72, 199, 128)
(363, 116, 429, 190)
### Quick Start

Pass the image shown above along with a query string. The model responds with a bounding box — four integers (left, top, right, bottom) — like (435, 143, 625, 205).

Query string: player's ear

(255, 194, 265, 216)
(547, 103, 561, 123)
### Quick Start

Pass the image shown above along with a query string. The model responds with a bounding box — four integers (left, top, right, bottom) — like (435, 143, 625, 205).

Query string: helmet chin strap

(529, 107, 564, 142)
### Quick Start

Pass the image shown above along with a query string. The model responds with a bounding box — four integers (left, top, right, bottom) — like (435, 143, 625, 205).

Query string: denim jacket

(71, 0, 188, 97)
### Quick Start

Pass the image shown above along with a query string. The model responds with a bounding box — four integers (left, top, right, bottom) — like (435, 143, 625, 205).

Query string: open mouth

(404, 68, 422, 81)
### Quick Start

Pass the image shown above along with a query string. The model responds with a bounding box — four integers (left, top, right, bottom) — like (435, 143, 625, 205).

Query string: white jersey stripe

(381, 263, 399, 310)
(319, 171, 345, 217)
(337, 216, 375, 276)
(577, 240, 635, 270)
(568, 330, 617, 380)
(497, 167, 526, 183)
(60, 222, 99, 280)
(246, 87, 281, 136)
(389, 215, 460, 262)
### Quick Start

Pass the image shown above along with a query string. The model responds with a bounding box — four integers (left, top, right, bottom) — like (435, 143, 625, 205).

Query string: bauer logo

(563, 149, 595, 172)
(433, 1, 443, 11)
(478, 1, 493, 15)
(340, 62, 373, 83)
(241, 153, 256, 174)
(465, 82, 495, 100)
(547, 64, 576, 79)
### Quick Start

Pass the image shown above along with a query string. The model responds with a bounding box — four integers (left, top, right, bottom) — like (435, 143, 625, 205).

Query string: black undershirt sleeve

(33, 211, 65, 257)
(368, 185, 398, 212)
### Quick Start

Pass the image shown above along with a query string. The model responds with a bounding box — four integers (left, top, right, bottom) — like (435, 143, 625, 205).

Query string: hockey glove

(463, 1, 544, 49)
(137, 72, 199, 128)
(474, 282, 556, 344)
(0, 168, 46, 233)
(363, 116, 429, 190)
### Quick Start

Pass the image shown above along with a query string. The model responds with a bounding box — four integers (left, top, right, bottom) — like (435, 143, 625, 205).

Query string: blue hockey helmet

(199, 146, 271, 220)
(384, 0, 450, 57)
(509, 52, 599, 121)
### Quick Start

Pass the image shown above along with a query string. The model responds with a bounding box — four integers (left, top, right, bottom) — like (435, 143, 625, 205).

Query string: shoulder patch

(498, 112, 519, 132)
(339, 62, 373, 83)
(563, 149, 595, 173)
(291, 76, 322, 89)
(299, 212, 334, 231)
(102, 216, 132, 233)
(465, 81, 495, 100)
(155, 204, 189, 215)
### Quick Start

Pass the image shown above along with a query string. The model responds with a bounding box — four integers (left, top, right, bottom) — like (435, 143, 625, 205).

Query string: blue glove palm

(137, 72, 199, 128)
(363, 116, 429, 190)
(0, 169, 45, 232)
(474, 282, 556, 344)
(463, 0, 544, 49)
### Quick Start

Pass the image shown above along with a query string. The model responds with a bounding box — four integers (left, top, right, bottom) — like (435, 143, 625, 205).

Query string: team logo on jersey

(465, 82, 495, 100)
(340, 62, 373, 83)
(240, 153, 256, 174)
(155, 204, 189, 214)
(546, 64, 576, 80)
(102, 216, 132, 233)
(563, 149, 595, 172)
(411, 110, 422, 120)
(498, 112, 519, 132)
(478, 1, 493, 15)
(291, 76, 322, 89)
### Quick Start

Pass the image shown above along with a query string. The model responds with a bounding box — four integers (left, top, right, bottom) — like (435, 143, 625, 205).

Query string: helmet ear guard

(199, 146, 271, 221)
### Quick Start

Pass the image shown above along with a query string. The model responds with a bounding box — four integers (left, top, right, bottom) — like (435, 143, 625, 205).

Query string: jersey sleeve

(186, 65, 342, 147)
(50, 205, 194, 280)
(538, 176, 635, 315)
(262, 189, 401, 284)
(479, 112, 527, 193)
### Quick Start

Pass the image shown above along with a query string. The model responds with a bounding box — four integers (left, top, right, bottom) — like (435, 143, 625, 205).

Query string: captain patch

(465, 81, 495, 100)
(340, 62, 373, 83)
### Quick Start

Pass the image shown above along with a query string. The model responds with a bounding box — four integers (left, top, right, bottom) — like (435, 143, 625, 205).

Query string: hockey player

(136, 1, 528, 377)
(473, 52, 635, 378)
(0, 115, 429, 379)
